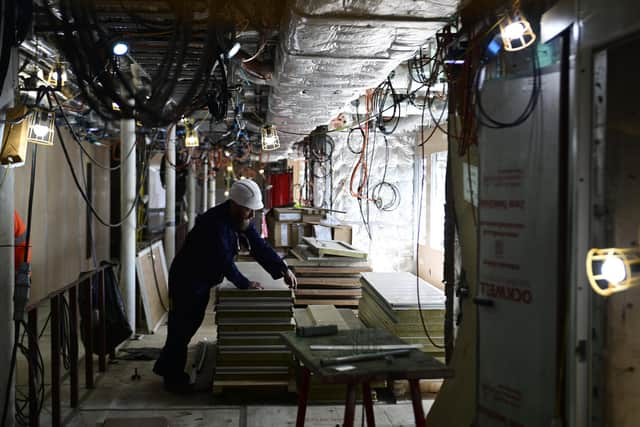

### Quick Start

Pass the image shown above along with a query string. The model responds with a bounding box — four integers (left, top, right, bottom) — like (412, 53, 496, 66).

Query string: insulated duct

(267, 0, 458, 154)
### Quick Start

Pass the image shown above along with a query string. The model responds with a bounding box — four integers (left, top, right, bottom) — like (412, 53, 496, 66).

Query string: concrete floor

(28, 297, 434, 426)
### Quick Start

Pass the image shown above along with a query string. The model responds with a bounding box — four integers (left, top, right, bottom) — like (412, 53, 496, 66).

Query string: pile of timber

(213, 263, 295, 391)
(288, 242, 371, 308)
(293, 305, 384, 402)
(359, 272, 446, 361)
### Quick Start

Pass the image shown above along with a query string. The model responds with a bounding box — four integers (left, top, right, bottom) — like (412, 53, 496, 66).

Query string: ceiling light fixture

(499, 0, 536, 52)
(586, 247, 640, 296)
(112, 41, 129, 56)
(261, 125, 280, 151)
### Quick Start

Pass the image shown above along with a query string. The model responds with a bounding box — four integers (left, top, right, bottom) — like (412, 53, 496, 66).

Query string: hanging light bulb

(586, 248, 640, 297)
(224, 190, 230, 197)
(27, 110, 56, 146)
(261, 124, 280, 151)
(226, 165, 233, 173)
(259, 168, 265, 175)
(499, 1, 536, 52)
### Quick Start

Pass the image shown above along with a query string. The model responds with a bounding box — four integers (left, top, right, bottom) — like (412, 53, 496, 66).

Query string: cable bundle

(371, 75, 401, 135)
(45, 0, 228, 127)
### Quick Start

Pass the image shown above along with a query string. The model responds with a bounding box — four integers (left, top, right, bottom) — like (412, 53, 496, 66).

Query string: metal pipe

(50, 296, 61, 427)
(0, 111, 15, 427)
(208, 172, 216, 209)
(164, 125, 176, 264)
(187, 162, 196, 230)
(120, 112, 136, 335)
(202, 159, 208, 211)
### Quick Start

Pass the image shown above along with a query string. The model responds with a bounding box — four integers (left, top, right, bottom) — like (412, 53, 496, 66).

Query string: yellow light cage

(586, 248, 640, 297)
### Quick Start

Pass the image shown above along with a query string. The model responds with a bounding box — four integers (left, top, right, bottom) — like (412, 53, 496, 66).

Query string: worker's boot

(163, 372, 194, 394)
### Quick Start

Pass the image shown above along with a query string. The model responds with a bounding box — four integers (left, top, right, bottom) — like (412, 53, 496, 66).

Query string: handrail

(25, 264, 111, 311)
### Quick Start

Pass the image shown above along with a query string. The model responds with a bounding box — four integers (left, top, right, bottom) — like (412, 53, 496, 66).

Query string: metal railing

(24, 264, 112, 427)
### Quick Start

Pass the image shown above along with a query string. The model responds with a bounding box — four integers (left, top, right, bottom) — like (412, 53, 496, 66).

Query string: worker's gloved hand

(283, 268, 297, 289)
(248, 281, 264, 290)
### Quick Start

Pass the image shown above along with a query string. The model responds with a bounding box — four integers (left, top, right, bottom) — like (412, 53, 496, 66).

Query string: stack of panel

(213, 264, 295, 390)
(359, 272, 446, 360)
(288, 245, 371, 308)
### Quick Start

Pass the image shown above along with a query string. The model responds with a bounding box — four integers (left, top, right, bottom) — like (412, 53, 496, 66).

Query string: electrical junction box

(0, 105, 29, 167)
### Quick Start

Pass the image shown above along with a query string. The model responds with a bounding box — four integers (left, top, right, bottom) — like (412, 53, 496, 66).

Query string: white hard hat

(229, 179, 264, 210)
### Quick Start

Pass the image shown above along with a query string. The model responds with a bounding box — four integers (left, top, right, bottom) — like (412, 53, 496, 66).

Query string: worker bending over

(153, 178, 297, 392)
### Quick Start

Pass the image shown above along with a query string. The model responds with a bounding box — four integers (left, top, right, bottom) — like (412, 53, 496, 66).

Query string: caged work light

(261, 124, 280, 151)
(27, 110, 55, 146)
(184, 120, 199, 147)
(586, 247, 640, 297)
(47, 63, 68, 88)
(499, 0, 536, 52)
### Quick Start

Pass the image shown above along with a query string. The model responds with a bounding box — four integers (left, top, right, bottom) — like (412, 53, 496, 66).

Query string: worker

(153, 178, 297, 392)
(14, 210, 30, 272)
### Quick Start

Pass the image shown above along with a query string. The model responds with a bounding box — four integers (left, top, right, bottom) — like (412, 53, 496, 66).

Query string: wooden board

(306, 305, 349, 329)
(217, 262, 289, 290)
(135, 241, 169, 333)
(295, 289, 361, 297)
(292, 266, 371, 275)
(294, 308, 363, 331)
(296, 276, 361, 286)
(302, 237, 368, 259)
(294, 299, 360, 307)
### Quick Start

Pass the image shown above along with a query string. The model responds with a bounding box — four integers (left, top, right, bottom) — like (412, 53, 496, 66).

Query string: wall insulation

(268, 0, 458, 152)
(13, 128, 111, 305)
(318, 118, 422, 273)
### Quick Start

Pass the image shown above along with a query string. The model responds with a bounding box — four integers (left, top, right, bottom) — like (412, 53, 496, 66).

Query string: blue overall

(153, 200, 287, 383)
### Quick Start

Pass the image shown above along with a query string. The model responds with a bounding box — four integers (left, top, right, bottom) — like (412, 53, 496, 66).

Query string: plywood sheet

(306, 305, 349, 330)
(135, 241, 169, 333)
(217, 261, 288, 290)
(361, 272, 444, 310)
(302, 237, 367, 259)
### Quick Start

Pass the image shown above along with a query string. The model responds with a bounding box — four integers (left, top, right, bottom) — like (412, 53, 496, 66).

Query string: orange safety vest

(14, 210, 31, 271)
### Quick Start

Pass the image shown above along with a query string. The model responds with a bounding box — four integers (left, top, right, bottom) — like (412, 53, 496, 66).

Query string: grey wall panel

(13, 129, 110, 304)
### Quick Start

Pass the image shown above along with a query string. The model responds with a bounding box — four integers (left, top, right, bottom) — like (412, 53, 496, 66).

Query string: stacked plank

(288, 242, 371, 308)
(359, 272, 446, 360)
(213, 263, 295, 391)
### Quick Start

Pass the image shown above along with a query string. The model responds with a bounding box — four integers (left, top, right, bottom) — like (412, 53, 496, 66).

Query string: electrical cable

(474, 43, 541, 129)
(372, 75, 401, 135)
(52, 94, 151, 228)
(370, 135, 400, 211)
(2, 136, 40, 427)
(56, 97, 136, 171)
